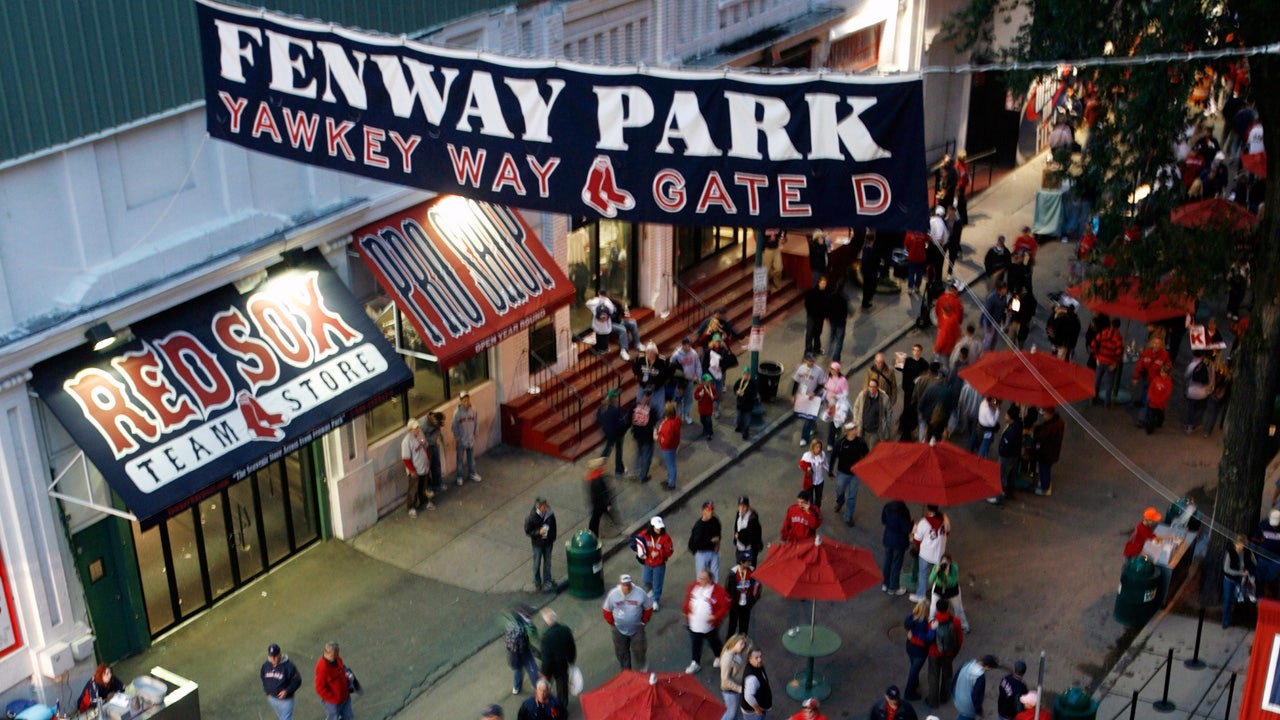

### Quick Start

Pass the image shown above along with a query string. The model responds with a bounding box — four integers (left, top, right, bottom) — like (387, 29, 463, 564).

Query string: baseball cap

(702, 501, 715, 510)
(620, 574, 633, 584)
(982, 654, 999, 668)
(886, 685, 900, 700)
(1143, 507, 1162, 522)
(682, 337, 692, 345)
(458, 390, 470, 399)
(935, 205, 946, 216)
(1014, 660, 1028, 674)
(650, 516, 664, 529)
(1021, 690, 1039, 707)
(829, 361, 841, 371)
(802, 698, 820, 709)
(804, 352, 816, 361)
(843, 422, 857, 431)
(267, 643, 281, 657)
(482, 703, 504, 718)
(738, 495, 750, 506)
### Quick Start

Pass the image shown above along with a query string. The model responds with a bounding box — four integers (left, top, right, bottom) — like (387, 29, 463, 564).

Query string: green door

(72, 517, 149, 662)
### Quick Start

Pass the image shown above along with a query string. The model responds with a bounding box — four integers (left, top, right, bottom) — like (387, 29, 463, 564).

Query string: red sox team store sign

(196, 0, 928, 230)
(31, 252, 412, 524)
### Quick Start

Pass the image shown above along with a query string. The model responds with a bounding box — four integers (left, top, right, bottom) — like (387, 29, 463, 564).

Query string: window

(625, 23, 634, 63)
(351, 260, 490, 444)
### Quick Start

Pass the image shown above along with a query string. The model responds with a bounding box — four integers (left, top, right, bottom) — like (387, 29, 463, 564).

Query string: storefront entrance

(568, 216, 638, 329)
(675, 226, 751, 282)
(130, 444, 322, 637)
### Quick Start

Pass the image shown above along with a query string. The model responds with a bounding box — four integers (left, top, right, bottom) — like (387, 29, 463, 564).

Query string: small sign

(753, 292, 768, 316)
(748, 328, 765, 352)
(753, 268, 769, 293)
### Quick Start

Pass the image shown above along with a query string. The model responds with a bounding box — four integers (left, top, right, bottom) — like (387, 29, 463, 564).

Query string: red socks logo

(581, 156, 634, 217)
(237, 390, 287, 441)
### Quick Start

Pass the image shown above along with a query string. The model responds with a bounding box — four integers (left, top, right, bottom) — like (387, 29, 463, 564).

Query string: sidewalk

(115, 156, 1061, 720)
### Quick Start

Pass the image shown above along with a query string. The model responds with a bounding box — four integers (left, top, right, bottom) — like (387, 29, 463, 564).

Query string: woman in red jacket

(1144, 364, 1174, 433)
(933, 283, 964, 359)
(315, 641, 353, 720)
(658, 402, 682, 490)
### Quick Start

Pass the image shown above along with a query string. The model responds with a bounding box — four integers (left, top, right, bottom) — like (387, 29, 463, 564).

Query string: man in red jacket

(780, 492, 823, 542)
(682, 570, 732, 674)
(315, 641, 353, 720)
(1089, 316, 1124, 406)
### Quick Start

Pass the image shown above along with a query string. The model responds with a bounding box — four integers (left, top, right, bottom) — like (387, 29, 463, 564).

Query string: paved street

(115, 156, 1237, 720)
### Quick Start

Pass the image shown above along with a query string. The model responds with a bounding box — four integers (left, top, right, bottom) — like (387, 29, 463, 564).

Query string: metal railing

(675, 277, 714, 334)
(529, 348, 585, 450)
(966, 148, 999, 195)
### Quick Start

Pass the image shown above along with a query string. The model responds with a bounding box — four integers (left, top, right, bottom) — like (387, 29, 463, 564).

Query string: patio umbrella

(852, 439, 1001, 506)
(1170, 197, 1258, 232)
(580, 670, 724, 720)
(1065, 279, 1192, 323)
(1241, 151, 1267, 179)
(958, 349, 1095, 406)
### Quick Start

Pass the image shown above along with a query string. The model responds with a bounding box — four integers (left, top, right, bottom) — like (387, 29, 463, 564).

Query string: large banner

(196, 0, 927, 230)
(31, 251, 412, 524)
(353, 197, 575, 368)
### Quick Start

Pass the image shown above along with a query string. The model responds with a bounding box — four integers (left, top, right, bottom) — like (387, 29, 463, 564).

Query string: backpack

(1191, 361, 1210, 385)
(633, 532, 650, 565)
(934, 618, 958, 655)
(632, 401, 650, 427)
(504, 617, 530, 654)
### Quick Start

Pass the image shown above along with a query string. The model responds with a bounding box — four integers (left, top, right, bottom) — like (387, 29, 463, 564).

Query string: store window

(352, 261, 490, 444)
(567, 217, 637, 331)
(675, 225, 745, 273)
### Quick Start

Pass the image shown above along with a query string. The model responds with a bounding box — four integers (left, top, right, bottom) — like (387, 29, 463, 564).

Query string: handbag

(569, 665, 584, 696)
(345, 666, 363, 694)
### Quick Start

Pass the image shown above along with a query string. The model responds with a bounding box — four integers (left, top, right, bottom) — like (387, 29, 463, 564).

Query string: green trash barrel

(566, 530, 604, 599)
(1053, 686, 1098, 720)
(1113, 556, 1161, 626)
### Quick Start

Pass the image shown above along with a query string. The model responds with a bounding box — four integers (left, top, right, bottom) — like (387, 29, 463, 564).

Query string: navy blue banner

(31, 251, 412, 524)
(196, 0, 927, 230)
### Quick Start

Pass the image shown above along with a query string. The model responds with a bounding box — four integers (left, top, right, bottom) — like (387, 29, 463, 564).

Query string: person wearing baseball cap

(481, 704, 503, 719)
(870, 684, 918, 720)
(636, 516, 674, 611)
(788, 697, 828, 720)
(997, 660, 1029, 720)
(260, 643, 302, 720)
(602, 573, 653, 670)
(1123, 507, 1169, 560)
(689, 501, 722, 582)
(453, 389, 481, 485)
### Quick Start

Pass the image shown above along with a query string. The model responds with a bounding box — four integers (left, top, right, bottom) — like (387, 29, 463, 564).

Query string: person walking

(1032, 407, 1064, 496)
(1089, 316, 1123, 406)
(804, 277, 830, 355)
(314, 642, 353, 720)
(1184, 351, 1216, 433)
(724, 562, 762, 636)
(798, 440, 828, 508)
(733, 369, 758, 440)
(780, 493, 822, 543)
(740, 648, 773, 720)
(980, 284, 1008, 353)
(902, 602, 934, 702)
(689, 501, 723, 581)
(971, 397, 1001, 459)
(928, 553, 970, 632)
(482, 703, 505, 720)
(954, 655, 998, 720)
(997, 661, 1029, 720)
(694, 374, 720, 440)
(881, 501, 913, 595)
(683, 570, 732, 674)
(602, 574, 653, 670)
(631, 388, 657, 483)
(636, 516, 675, 611)
(261, 643, 302, 720)
(596, 388, 629, 476)
(926, 599, 964, 708)
(898, 345, 929, 441)
(851, 378, 893, 449)
(524, 498, 558, 592)
(504, 604, 541, 695)
(657, 402, 682, 490)
(792, 353, 826, 446)
(719, 634, 753, 720)
(824, 279, 850, 362)
(671, 337, 703, 425)
(453, 390, 481, 484)
(831, 422, 869, 526)
(870, 685, 919, 720)
(733, 496, 764, 566)
(517, 679, 565, 720)
(401, 419, 435, 517)
(584, 458, 616, 538)
(911, 506, 950, 602)
(539, 609, 576, 706)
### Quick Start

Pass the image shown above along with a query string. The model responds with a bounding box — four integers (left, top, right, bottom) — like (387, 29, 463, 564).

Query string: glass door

(567, 217, 638, 331)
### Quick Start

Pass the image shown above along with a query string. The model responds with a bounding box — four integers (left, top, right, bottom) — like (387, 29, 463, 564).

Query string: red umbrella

(1241, 151, 1267, 179)
(959, 349, 1095, 406)
(752, 534, 882, 602)
(852, 440, 1001, 506)
(1065, 279, 1192, 323)
(580, 670, 724, 720)
(1170, 197, 1258, 232)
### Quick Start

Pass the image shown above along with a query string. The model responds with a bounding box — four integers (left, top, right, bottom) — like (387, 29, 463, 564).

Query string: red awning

(1238, 598, 1280, 719)
(353, 197, 574, 368)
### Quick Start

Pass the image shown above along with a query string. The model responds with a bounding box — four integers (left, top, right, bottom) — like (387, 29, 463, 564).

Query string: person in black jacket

(824, 279, 850, 362)
(596, 388, 629, 475)
(1046, 301, 1082, 360)
(724, 562, 762, 636)
(804, 277, 830, 355)
(869, 685, 918, 720)
(740, 648, 773, 719)
(539, 609, 577, 706)
(261, 643, 303, 720)
(634, 343, 672, 419)
(996, 661, 1029, 720)
(732, 369, 758, 440)
(584, 458, 616, 537)
(831, 422, 870, 526)
(688, 501, 723, 582)
(732, 495, 764, 566)
(991, 407, 1023, 504)
(524, 499, 558, 592)
(983, 236, 1011, 290)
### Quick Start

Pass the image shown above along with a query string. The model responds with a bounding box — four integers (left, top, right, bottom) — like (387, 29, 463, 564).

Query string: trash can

(565, 530, 604, 599)
(1053, 686, 1098, 720)
(758, 361, 785, 403)
(1113, 556, 1161, 626)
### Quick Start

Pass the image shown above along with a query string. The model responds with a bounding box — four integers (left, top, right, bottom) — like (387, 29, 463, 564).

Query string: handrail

(674, 277, 714, 333)
(965, 147, 999, 194)
(530, 348, 585, 450)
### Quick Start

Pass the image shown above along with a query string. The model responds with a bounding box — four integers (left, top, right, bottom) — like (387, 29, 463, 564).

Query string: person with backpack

(636, 516, 675, 611)
(504, 604, 541, 695)
(630, 389, 657, 483)
(1184, 351, 1215, 433)
(926, 598, 964, 709)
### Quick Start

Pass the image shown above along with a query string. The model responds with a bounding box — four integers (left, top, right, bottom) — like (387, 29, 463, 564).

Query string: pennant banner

(196, 0, 928, 230)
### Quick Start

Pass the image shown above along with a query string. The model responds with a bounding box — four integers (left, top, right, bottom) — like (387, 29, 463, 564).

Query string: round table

(781, 624, 842, 701)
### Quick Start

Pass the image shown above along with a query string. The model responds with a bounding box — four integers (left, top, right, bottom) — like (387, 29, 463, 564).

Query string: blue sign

(196, 0, 928, 230)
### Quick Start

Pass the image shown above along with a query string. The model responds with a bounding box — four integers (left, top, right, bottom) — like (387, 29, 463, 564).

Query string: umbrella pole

(809, 600, 816, 641)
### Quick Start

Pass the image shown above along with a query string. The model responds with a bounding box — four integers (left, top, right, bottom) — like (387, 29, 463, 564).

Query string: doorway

(72, 517, 150, 662)
(567, 217, 638, 331)
(130, 443, 322, 637)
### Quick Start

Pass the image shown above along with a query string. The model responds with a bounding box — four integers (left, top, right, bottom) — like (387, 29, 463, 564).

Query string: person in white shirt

(910, 505, 950, 602)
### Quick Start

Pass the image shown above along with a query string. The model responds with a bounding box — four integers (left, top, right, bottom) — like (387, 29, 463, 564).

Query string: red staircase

(501, 262, 804, 460)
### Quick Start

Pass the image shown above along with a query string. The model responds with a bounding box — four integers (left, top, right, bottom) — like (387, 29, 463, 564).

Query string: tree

(943, 0, 1280, 605)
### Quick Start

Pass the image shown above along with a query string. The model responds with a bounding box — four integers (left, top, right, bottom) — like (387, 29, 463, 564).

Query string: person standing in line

(539, 609, 576, 707)
(1144, 364, 1174, 433)
(724, 562, 762, 637)
(1046, 302, 1082, 361)
(984, 236, 1011, 292)
(453, 390, 481, 485)
(733, 369, 758, 440)
(631, 388, 657, 483)
(851, 379, 892, 449)
(596, 389, 629, 476)
(637, 516, 675, 611)
(954, 655, 998, 720)
(314, 642, 353, 720)
(423, 411, 446, 496)
(881, 501, 913, 595)
(954, 151, 970, 225)
(694, 374, 720, 441)
(733, 496, 764, 566)
(792, 353, 826, 446)
(505, 604, 541, 695)
(990, 407, 1022, 504)
(524, 498, 558, 592)
(720, 634, 754, 720)
(602, 574, 653, 670)
(261, 643, 302, 720)
(926, 599, 964, 709)
(740, 648, 773, 720)
(821, 361, 850, 448)
(683, 570, 732, 674)
(997, 661, 1029, 720)
(657, 402, 683, 490)
(584, 458, 616, 538)
(671, 337, 703, 425)
(517, 679, 564, 720)
(689, 501, 723, 581)
(401, 419, 435, 517)
(634, 342, 673, 419)
(1184, 351, 1216, 433)
(1032, 407, 1065, 496)
(933, 283, 964, 361)
(832, 422, 869, 526)
(870, 685, 919, 720)
(911, 506, 950, 602)
(865, 352, 900, 406)
(1223, 534, 1256, 628)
